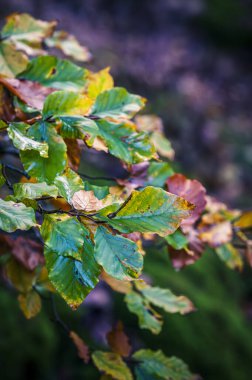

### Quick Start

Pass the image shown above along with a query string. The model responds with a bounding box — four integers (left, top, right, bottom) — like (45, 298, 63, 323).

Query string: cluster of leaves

(0, 13, 251, 379)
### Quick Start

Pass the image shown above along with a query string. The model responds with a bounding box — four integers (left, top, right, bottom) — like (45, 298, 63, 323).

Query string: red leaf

(167, 174, 206, 232)
(0, 77, 54, 111)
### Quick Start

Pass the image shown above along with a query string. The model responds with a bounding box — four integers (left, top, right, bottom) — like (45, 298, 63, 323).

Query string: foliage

(0, 12, 251, 379)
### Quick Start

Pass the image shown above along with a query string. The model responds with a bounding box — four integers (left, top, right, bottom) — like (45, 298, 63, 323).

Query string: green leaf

(164, 229, 188, 250)
(124, 291, 162, 334)
(92, 351, 133, 380)
(133, 350, 193, 380)
(43, 91, 92, 119)
(41, 214, 86, 260)
(2, 13, 55, 49)
(20, 121, 67, 183)
(6, 258, 37, 292)
(146, 162, 174, 187)
(59, 116, 98, 140)
(0, 41, 28, 77)
(54, 168, 83, 203)
(91, 119, 156, 164)
(99, 186, 193, 237)
(0, 164, 5, 188)
(83, 182, 110, 200)
(135, 282, 194, 315)
(43, 219, 100, 309)
(91, 87, 146, 119)
(0, 198, 36, 232)
(216, 243, 243, 270)
(94, 225, 143, 281)
(8, 123, 48, 157)
(45, 30, 91, 62)
(18, 290, 41, 319)
(18, 56, 87, 90)
(13, 182, 58, 200)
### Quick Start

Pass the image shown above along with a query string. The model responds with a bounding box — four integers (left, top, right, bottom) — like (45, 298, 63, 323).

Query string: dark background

(0, 1, 252, 379)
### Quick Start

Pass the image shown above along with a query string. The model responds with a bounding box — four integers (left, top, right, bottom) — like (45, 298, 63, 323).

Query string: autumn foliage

(0, 13, 251, 379)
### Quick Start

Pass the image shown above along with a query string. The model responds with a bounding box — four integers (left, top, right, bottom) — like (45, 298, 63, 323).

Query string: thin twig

(51, 294, 70, 334)
(78, 171, 117, 182)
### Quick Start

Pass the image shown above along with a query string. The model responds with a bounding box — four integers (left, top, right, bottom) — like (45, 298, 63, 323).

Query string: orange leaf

(69, 331, 90, 364)
(107, 321, 131, 357)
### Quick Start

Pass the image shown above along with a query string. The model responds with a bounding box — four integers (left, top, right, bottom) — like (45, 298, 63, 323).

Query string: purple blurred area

(1, 0, 252, 207)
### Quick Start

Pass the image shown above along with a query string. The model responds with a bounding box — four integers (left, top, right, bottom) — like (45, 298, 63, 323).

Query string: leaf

(65, 138, 81, 171)
(8, 236, 44, 271)
(124, 291, 163, 334)
(72, 190, 112, 212)
(46, 30, 91, 62)
(0, 77, 53, 110)
(87, 68, 114, 99)
(6, 258, 37, 292)
(91, 87, 146, 119)
(135, 115, 175, 160)
(107, 321, 131, 357)
(18, 56, 87, 91)
(198, 218, 232, 248)
(92, 351, 133, 380)
(164, 229, 188, 250)
(84, 182, 110, 200)
(234, 211, 252, 229)
(215, 243, 243, 270)
(2, 13, 56, 48)
(20, 121, 67, 183)
(99, 186, 193, 237)
(0, 163, 5, 188)
(133, 349, 194, 380)
(135, 282, 194, 315)
(90, 119, 156, 164)
(13, 182, 58, 200)
(0, 198, 36, 232)
(41, 214, 86, 260)
(69, 331, 90, 363)
(8, 122, 48, 157)
(146, 162, 174, 187)
(167, 174, 207, 232)
(94, 226, 143, 281)
(59, 116, 98, 140)
(43, 91, 92, 119)
(18, 290, 41, 319)
(44, 221, 100, 309)
(101, 271, 132, 294)
(0, 41, 28, 77)
(54, 168, 83, 203)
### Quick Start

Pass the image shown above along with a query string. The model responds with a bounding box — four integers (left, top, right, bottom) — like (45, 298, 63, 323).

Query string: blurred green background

(0, 0, 252, 379)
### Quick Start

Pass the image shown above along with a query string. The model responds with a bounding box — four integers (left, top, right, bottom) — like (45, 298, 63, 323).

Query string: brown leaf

(0, 77, 54, 110)
(198, 214, 233, 248)
(11, 236, 44, 271)
(0, 84, 15, 122)
(107, 321, 131, 357)
(169, 247, 201, 270)
(167, 174, 206, 232)
(72, 190, 112, 212)
(101, 271, 132, 294)
(69, 331, 90, 364)
(65, 138, 81, 171)
(117, 162, 149, 190)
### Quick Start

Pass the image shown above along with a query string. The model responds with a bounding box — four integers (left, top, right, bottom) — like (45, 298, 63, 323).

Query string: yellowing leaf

(216, 243, 243, 270)
(87, 68, 114, 100)
(92, 351, 133, 380)
(0, 199, 36, 233)
(18, 290, 41, 319)
(234, 210, 252, 229)
(0, 41, 28, 77)
(43, 91, 92, 119)
(99, 186, 194, 237)
(46, 30, 91, 62)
